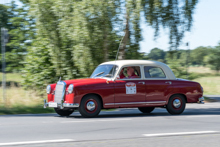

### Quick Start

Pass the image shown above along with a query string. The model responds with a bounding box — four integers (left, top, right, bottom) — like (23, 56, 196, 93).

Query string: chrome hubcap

(86, 101, 96, 111)
(173, 99, 181, 108)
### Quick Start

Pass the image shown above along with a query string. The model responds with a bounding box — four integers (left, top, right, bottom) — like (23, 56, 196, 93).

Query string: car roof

(101, 60, 167, 67)
(100, 60, 176, 79)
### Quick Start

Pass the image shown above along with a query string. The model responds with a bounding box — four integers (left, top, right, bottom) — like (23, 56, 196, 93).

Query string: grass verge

(0, 106, 54, 115)
(193, 76, 220, 95)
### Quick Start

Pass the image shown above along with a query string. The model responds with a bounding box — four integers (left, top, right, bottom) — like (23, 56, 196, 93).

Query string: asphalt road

(0, 102, 220, 147)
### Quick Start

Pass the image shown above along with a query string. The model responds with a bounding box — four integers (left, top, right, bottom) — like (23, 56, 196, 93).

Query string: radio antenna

(112, 32, 126, 80)
(115, 32, 126, 60)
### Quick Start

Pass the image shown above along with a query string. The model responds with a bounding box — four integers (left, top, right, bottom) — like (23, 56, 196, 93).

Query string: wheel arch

(81, 93, 104, 108)
(168, 93, 187, 103)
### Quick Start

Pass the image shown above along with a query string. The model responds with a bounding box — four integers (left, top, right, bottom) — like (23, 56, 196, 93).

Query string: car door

(143, 66, 172, 105)
(114, 66, 146, 107)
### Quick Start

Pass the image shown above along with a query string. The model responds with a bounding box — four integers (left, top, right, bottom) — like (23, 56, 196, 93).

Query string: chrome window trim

(105, 101, 166, 106)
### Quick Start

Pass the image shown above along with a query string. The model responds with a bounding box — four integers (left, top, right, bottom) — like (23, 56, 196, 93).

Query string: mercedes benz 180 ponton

(44, 60, 204, 117)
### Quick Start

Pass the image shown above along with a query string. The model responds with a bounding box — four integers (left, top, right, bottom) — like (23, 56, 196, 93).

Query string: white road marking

(143, 131, 219, 137)
(61, 118, 131, 123)
(185, 115, 220, 118)
(0, 139, 74, 146)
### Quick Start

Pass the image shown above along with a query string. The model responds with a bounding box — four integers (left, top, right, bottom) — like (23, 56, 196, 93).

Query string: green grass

(193, 76, 220, 95)
(0, 72, 54, 115)
(0, 106, 54, 115)
(0, 72, 23, 83)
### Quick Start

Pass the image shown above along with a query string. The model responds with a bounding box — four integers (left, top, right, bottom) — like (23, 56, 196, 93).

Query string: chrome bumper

(44, 99, 79, 109)
(197, 97, 205, 104)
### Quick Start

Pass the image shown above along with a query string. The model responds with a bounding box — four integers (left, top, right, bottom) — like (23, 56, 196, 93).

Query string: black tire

(138, 107, 155, 113)
(166, 94, 186, 115)
(79, 95, 101, 118)
(54, 108, 74, 116)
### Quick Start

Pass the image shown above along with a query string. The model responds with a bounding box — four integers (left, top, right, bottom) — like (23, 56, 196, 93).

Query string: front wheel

(79, 95, 101, 118)
(166, 94, 186, 115)
(54, 108, 74, 116)
(138, 107, 155, 113)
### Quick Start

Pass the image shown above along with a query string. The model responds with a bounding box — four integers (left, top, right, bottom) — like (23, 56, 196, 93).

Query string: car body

(44, 60, 204, 117)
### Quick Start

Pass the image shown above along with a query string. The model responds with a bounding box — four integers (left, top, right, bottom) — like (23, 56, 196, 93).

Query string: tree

(205, 44, 220, 73)
(23, 0, 199, 90)
(0, 4, 11, 71)
(6, 0, 36, 72)
(0, 1, 35, 72)
(118, 0, 198, 59)
(190, 46, 210, 66)
(148, 48, 166, 62)
(23, 0, 121, 90)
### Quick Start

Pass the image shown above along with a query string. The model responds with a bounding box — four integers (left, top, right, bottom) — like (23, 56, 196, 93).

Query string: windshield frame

(90, 64, 118, 79)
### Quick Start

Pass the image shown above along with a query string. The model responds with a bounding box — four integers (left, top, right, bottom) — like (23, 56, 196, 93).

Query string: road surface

(0, 102, 220, 147)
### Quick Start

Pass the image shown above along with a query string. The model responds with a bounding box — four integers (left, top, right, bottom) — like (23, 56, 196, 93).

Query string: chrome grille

(54, 81, 66, 103)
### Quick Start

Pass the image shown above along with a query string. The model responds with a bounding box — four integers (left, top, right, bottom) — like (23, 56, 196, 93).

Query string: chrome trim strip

(105, 101, 166, 106)
(63, 103, 79, 108)
(145, 101, 166, 104)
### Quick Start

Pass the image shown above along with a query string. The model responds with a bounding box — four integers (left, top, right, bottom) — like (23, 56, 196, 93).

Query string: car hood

(62, 78, 110, 86)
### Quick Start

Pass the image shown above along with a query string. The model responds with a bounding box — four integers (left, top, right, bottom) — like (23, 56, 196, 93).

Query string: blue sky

(1, 0, 220, 53)
(140, 0, 220, 53)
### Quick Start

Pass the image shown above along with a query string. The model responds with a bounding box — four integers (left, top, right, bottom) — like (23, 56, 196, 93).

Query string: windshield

(90, 64, 118, 78)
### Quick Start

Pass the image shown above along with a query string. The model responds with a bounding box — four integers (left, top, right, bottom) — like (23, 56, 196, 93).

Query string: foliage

(166, 51, 188, 79)
(141, 0, 198, 50)
(119, 0, 198, 58)
(1, 0, 199, 91)
(147, 48, 166, 62)
(205, 43, 220, 72)
(0, 1, 35, 72)
(190, 46, 210, 66)
(22, 0, 122, 90)
(7, 1, 35, 72)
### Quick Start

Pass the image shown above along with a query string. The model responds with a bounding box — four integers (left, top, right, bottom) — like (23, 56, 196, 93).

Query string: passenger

(127, 67, 139, 78)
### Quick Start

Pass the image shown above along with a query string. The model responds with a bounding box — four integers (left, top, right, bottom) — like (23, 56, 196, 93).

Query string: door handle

(165, 81, 172, 84)
(138, 82, 145, 84)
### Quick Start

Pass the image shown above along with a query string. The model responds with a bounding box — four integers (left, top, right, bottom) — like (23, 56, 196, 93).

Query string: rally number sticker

(125, 82, 136, 94)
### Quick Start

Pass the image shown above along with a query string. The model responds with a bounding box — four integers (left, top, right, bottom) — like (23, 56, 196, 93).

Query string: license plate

(48, 102, 57, 107)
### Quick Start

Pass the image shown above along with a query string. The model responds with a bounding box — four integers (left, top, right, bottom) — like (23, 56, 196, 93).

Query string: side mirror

(116, 75, 120, 80)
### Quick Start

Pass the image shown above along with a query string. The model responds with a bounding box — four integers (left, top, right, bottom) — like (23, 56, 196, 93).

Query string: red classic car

(44, 60, 204, 117)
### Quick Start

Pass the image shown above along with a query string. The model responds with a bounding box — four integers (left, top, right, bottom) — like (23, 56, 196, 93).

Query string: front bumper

(44, 99, 79, 109)
(197, 97, 205, 104)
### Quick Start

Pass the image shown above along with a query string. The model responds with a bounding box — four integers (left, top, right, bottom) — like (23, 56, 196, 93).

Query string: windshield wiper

(104, 74, 113, 77)
(92, 72, 105, 78)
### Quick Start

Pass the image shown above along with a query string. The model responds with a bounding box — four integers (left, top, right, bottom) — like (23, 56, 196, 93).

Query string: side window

(144, 66, 166, 78)
(118, 66, 141, 79)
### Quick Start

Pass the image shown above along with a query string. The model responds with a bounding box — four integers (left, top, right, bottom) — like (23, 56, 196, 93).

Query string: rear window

(144, 66, 166, 78)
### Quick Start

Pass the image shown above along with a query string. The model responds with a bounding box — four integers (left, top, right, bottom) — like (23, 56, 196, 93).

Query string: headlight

(68, 84, 74, 93)
(46, 85, 51, 94)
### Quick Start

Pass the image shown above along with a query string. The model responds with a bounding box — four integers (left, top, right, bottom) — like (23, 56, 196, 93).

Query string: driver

(126, 66, 139, 78)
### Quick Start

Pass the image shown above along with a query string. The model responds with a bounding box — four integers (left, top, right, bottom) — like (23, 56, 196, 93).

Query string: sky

(1, 0, 220, 54)
(140, 0, 220, 53)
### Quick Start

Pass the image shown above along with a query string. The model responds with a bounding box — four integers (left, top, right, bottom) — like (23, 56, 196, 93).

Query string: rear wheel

(54, 108, 74, 116)
(79, 95, 101, 118)
(166, 94, 186, 115)
(138, 107, 155, 113)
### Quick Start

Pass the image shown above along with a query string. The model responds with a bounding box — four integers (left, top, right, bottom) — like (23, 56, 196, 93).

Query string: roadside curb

(204, 95, 220, 102)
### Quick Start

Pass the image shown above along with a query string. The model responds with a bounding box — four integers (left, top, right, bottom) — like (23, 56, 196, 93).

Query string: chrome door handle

(138, 82, 145, 84)
(165, 81, 172, 84)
